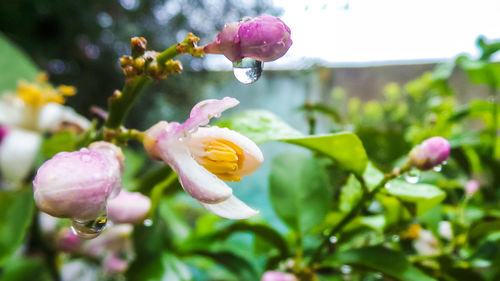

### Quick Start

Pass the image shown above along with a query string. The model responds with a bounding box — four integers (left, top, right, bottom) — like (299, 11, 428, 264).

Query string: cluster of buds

(120, 37, 183, 81)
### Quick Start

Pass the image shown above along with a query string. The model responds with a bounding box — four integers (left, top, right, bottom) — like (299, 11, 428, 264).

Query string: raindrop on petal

(232, 58, 263, 84)
(71, 214, 107, 239)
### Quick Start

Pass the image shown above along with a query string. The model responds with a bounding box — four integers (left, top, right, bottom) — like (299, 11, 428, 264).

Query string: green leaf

(195, 251, 259, 281)
(468, 220, 500, 245)
(220, 110, 367, 174)
(218, 109, 303, 144)
(339, 174, 362, 213)
(283, 133, 368, 175)
(0, 190, 35, 265)
(457, 56, 500, 87)
(40, 131, 80, 159)
(0, 34, 39, 94)
(384, 180, 446, 216)
(218, 222, 289, 257)
(325, 246, 437, 281)
(269, 152, 332, 233)
(0, 256, 52, 281)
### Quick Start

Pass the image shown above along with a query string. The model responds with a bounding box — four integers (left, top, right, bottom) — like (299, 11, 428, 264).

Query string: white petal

(189, 126, 264, 176)
(0, 128, 41, 184)
(37, 103, 90, 132)
(0, 98, 26, 127)
(200, 195, 259, 219)
(163, 144, 232, 203)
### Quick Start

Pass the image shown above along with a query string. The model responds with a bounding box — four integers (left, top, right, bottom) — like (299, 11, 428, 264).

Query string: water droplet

(71, 214, 107, 239)
(392, 235, 400, 242)
(384, 182, 391, 188)
(405, 170, 420, 183)
(329, 236, 338, 244)
(143, 219, 153, 227)
(374, 272, 383, 279)
(442, 161, 448, 165)
(232, 58, 263, 84)
(433, 165, 442, 172)
(340, 265, 352, 274)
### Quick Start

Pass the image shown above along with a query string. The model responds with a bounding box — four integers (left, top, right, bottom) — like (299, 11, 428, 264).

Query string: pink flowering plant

(1, 6, 500, 281)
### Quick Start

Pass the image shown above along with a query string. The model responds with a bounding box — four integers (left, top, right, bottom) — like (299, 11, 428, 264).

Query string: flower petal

(0, 128, 41, 185)
(189, 126, 264, 176)
(199, 195, 259, 219)
(162, 144, 232, 203)
(173, 97, 239, 138)
(38, 103, 90, 132)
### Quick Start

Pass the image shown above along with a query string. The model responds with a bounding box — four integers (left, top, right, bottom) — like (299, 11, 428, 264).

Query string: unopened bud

(204, 15, 292, 62)
(409, 137, 450, 171)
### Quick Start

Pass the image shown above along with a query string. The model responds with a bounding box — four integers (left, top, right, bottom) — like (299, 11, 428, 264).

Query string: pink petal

(172, 97, 239, 139)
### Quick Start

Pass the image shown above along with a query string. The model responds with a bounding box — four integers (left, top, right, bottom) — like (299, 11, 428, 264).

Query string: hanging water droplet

(405, 170, 420, 183)
(71, 214, 108, 239)
(232, 58, 263, 84)
(384, 182, 391, 188)
(329, 236, 338, 244)
(433, 165, 442, 172)
(143, 219, 153, 227)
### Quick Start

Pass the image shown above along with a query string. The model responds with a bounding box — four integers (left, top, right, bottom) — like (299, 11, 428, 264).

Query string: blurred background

(1, 0, 500, 234)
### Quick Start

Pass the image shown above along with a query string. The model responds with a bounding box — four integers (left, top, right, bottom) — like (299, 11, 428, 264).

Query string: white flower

(144, 97, 263, 219)
(0, 74, 89, 186)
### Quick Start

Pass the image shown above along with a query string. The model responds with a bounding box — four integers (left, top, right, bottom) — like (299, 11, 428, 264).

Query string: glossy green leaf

(218, 222, 289, 257)
(325, 246, 437, 281)
(283, 133, 368, 175)
(0, 34, 39, 94)
(218, 109, 303, 144)
(468, 220, 500, 245)
(195, 251, 258, 281)
(269, 152, 332, 233)
(0, 256, 52, 281)
(40, 131, 80, 159)
(0, 190, 35, 265)
(384, 180, 446, 216)
(220, 110, 367, 174)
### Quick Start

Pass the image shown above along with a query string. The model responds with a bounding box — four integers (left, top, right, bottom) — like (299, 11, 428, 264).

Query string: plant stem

(105, 75, 152, 128)
(148, 172, 179, 217)
(309, 162, 411, 265)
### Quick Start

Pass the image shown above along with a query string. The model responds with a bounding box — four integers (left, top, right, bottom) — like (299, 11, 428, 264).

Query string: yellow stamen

(201, 139, 245, 182)
(15, 73, 77, 107)
(402, 224, 422, 240)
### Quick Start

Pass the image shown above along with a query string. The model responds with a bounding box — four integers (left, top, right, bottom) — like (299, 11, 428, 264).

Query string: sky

(204, 0, 500, 70)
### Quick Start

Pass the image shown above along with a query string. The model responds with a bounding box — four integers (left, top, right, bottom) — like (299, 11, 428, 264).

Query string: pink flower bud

(465, 180, 479, 197)
(107, 190, 151, 224)
(103, 253, 128, 275)
(204, 15, 292, 62)
(261, 271, 298, 281)
(409, 137, 450, 171)
(57, 228, 83, 252)
(0, 126, 7, 144)
(33, 142, 123, 221)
